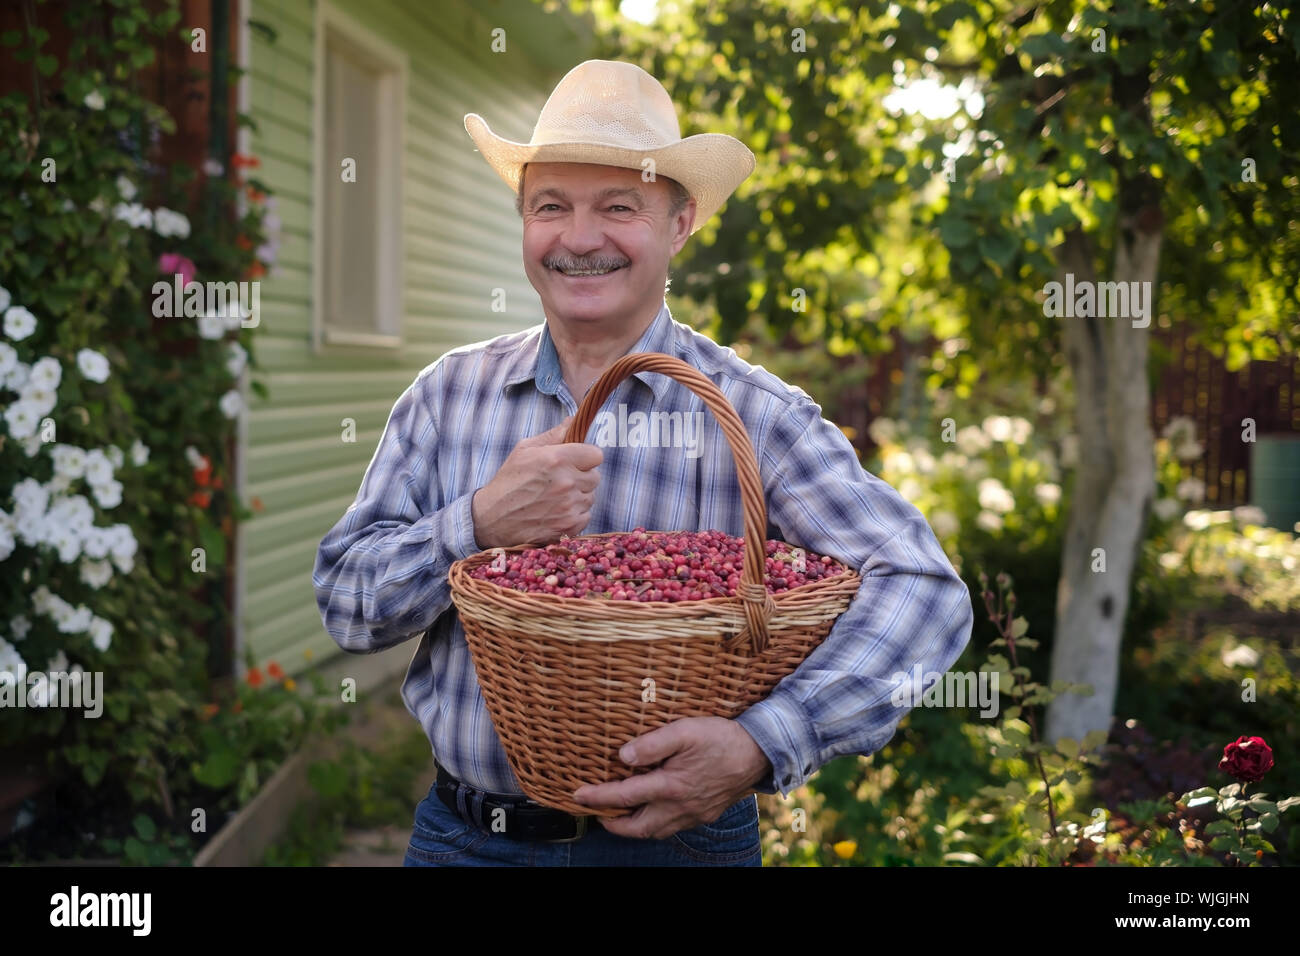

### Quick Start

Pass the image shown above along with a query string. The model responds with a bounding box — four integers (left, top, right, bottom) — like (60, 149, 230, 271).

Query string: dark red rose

(1218, 736, 1274, 783)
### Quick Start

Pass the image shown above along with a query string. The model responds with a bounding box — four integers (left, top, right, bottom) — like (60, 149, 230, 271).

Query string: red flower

(246, 261, 266, 279)
(200, 703, 219, 721)
(267, 661, 284, 681)
(1219, 736, 1274, 783)
(247, 186, 267, 202)
(194, 462, 212, 488)
(158, 252, 197, 287)
(231, 153, 261, 169)
(251, 496, 264, 513)
(246, 667, 264, 688)
(235, 234, 253, 250)
(189, 491, 211, 508)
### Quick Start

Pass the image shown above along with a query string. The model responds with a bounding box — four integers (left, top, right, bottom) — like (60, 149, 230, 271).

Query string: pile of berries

(469, 527, 845, 602)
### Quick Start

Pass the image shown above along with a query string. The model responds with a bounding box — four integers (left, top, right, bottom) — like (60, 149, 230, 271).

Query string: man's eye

(608, 205, 632, 212)
(538, 203, 561, 212)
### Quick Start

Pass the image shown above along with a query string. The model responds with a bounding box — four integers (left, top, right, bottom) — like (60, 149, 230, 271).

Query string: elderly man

(314, 59, 973, 867)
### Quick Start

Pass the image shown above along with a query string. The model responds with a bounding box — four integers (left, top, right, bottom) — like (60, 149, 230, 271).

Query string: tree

(558, 0, 1300, 739)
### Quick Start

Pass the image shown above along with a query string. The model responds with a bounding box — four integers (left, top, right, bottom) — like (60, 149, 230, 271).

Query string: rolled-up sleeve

(313, 364, 483, 652)
(734, 397, 974, 796)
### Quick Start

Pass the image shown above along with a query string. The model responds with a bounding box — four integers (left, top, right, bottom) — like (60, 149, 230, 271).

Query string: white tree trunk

(1045, 224, 1161, 743)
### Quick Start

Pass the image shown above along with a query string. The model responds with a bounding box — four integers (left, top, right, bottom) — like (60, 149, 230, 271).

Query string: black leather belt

(434, 760, 594, 842)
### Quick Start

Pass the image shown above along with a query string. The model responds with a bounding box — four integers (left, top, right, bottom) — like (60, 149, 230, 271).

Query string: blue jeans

(402, 783, 763, 867)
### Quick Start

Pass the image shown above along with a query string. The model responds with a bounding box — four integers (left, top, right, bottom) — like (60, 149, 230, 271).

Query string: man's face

(520, 162, 694, 326)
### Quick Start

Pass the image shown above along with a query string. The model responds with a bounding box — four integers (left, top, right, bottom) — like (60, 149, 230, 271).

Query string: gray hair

(515, 164, 691, 219)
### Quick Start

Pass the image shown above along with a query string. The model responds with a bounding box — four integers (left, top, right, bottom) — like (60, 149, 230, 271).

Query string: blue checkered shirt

(314, 300, 974, 796)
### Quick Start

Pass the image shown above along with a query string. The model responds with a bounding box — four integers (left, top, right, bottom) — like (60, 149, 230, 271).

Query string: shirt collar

(503, 300, 676, 403)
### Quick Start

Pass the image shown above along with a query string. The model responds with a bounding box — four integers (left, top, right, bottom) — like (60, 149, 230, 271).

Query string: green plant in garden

(0, 0, 290, 862)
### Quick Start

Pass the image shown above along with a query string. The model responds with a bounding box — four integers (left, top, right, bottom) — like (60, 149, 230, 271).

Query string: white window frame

(311, 2, 407, 352)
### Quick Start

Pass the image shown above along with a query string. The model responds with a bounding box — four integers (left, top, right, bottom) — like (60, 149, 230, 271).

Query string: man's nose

(559, 204, 606, 256)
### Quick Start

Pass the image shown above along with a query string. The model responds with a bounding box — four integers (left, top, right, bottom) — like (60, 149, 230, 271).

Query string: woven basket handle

(563, 352, 777, 653)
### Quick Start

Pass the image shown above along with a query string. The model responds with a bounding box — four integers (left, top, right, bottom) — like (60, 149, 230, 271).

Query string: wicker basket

(448, 353, 860, 816)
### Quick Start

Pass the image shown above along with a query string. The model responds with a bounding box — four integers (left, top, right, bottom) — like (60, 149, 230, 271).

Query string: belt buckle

(544, 814, 589, 843)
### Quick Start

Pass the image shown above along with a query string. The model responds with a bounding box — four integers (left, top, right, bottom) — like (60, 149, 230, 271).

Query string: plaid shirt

(314, 300, 973, 797)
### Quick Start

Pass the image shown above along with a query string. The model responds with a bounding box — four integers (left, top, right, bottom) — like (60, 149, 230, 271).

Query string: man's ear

(669, 198, 696, 255)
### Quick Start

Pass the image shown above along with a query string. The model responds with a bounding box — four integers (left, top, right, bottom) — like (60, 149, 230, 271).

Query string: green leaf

(1082, 729, 1108, 751)
(1209, 835, 1235, 851)
(939, 217, 976, 249)
(1, 30, 22, 47)
(36, 54, 57, 77)
(193, 749, 240, 788)
(133, 813, 157, 841)
(1056, 737, 1079, 759)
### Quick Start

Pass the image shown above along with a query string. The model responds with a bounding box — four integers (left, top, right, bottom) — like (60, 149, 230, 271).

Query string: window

(313, 4, 406, 349)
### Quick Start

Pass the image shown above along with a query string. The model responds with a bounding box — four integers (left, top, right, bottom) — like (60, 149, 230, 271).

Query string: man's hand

(572, 717, 773, 840)
(471, 416, 602, 550)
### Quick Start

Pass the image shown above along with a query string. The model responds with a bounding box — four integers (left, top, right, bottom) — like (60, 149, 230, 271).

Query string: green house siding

(241, 0, 591, 672)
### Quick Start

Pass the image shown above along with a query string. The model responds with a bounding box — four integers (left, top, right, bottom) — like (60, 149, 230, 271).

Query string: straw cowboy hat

(464, 59, 755, 235)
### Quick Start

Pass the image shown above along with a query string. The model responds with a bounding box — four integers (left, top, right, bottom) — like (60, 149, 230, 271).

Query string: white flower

(219, 303, 249, 331)
(226, 342, 248, 378)
(982, 415, 1014, 443)
(867, 417, 899, 446)
(0, 285, 10, 312)
(130, 439, 149, 466)
(0, 507, 12, 535)
(977, 478, 1016, 514)
(10, 616, 31, 640)
(153, 207, 191, 239)
(0, 638, 29, 687)
(59, 604, 94, 635)
(1220, 642, 1259, 669)
(50, 444, 87, 479)
(202, 158, 224, 176)
(1009, 417, 1033, 444)
(76, 348, 110, 383)
(83, 448, 115, 487)
(105, 445, 124, 469)
(0, 525, 13, 562)
(116, 175, 136, 201)
(897, 478, 923, 503)
(219, 389, 242, 419)
(1152, 498, 1180, 521)
(108, 524, 138, 561)
(80, 559, 114, 589)
(1183, 510, 1212, 531)
(5, 361, 30, 391)
(1232, 505, 1267, 527)
(1176, 477, 1206, 504)
(0, 342, 16, 376)
(3, 401, 41, 439)
(1174, 440, 1204, 462)
(1161, 416, 1197, 446)
(21, 434, 42, 457)
(930, 509, 960, 539)
(1033, 483, 1062, 507)
(197, 312, 226, 340)
(1158, 551, 1183, 570)
(81, 527, 111, 560)
(112, 202, 152, 230)
(20, 387, 57, 418)
(976, 510, 1004, 533)
(83, 90, 106, 111)
(12, 477, 49, 514)
(3, 306, 37, 340)
(956, 426, 990, 456)
(92, 479, 123, 510)
(89, 617, 113, 652)
(911, 448, 936, 475)
(938, 451, 967, 470)
(185, 446, 205, 469)
(27, 356, 60, 391)
(882, 449, 913, 475)
(111, 551, 134, 575)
